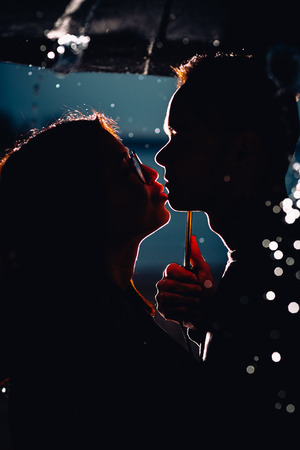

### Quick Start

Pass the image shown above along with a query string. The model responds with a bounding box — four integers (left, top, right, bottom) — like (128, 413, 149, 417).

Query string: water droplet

(182, 37, 189, 45)
(246, 365, 255, 374)
(286, 404, 295, 413)
(47, 51, 56, 60)
(286, 257, 295, 266)
(269, 241, 278, 250)
(281, 197, 293, 211)
(57, 45, 65, 55)
(293, 240, 300, 250)
(154, 128, 160, 134)
(270, 330, 280, 339)
(265, 291, 276, 301)
(274, 250, 283, 260)
(278, 390, 286, 398)
(33, 85, 40, 98)
(40, 45, 47, 52)
(128, 132, 134, 138)
(294, 190, 300, 199)
(262, 239, 270, 248)
(56, 84, 60, 88)
(271, 351, 281, 362)
(273, 205, 281, 214)
(224, 175, 230, 182)
(274, 267, 283, 276)
(288, 302, 299, 314)
(213, 39, 220, 47)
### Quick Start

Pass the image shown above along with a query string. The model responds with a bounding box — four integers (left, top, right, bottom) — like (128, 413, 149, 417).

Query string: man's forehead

(167, 88, 202, 131)
(168, 86, 225, 131)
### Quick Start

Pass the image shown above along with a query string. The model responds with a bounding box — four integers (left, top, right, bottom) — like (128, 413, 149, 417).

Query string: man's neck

(206, 186, 288, 252)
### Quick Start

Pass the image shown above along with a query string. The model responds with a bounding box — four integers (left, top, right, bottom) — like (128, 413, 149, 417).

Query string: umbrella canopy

(0, 0, 300, 75)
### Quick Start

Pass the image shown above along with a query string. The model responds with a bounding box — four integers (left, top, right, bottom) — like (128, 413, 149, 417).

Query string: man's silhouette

(155, 53, 300, 444)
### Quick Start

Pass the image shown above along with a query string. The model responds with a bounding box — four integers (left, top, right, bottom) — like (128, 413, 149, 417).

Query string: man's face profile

(156, 86, 227, 213)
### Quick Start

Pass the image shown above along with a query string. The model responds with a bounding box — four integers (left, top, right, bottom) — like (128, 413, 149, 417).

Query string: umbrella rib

(143, 0, 174, 75)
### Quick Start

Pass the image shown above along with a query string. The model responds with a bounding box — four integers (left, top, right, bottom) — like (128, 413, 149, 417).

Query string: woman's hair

(173, 53, 300, 168)
(0, 112, 119, 281)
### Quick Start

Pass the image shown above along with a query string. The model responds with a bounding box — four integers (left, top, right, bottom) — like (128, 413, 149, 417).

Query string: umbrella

(1, 0, 300, 75)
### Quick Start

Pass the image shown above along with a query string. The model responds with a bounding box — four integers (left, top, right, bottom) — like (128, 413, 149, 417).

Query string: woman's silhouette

(0, 113, 200, 449)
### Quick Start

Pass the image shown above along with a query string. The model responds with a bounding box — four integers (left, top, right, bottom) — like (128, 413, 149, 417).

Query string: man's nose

(142, 163, 158, 185)
(155, 142, 169, 168)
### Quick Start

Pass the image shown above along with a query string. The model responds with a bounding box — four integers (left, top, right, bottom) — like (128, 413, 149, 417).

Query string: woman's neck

(103, 239, 140, 290)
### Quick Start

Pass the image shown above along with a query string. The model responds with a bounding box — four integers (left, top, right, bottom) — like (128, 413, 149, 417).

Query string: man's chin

(167, 191, 208, 213)
(167, 195, 194, 212)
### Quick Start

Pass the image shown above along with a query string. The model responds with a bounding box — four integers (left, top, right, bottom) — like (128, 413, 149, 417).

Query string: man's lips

(164, 180, 171, 191)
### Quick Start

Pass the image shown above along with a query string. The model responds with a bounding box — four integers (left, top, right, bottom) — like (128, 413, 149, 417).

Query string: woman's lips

(153, 182, 168, 200)
(159, 191, 168, 200)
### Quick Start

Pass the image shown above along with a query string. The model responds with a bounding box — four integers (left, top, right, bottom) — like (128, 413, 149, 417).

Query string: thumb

(190, 235, 215, 294)
(190, 235, 210, 272)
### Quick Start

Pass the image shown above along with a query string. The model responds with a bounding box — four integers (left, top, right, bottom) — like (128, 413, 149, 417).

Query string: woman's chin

(143, 209, 171, 239)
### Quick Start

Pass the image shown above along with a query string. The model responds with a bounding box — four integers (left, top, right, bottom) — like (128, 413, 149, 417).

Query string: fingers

(156, 291, 202, 324)
(156, 266, 203, 325)
(157, 271, 202, 297)
(155, 236, 216, 327)
(163, 263, 198, 283)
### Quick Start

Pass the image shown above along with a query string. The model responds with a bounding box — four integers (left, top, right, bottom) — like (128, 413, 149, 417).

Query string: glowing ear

(227, 131, 261, 173)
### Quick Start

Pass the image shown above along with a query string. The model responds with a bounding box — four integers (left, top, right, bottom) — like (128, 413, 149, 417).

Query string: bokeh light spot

(265, 291, 276, 301)
(274, 267, 283, 276)
(246, 365, 255, 374)
(271, 351, 281, 362)
(286, 404, 295, 413)
(288, 302, 300, 314)
(274, 250, 283, 260)
(269, 241, 278, 250)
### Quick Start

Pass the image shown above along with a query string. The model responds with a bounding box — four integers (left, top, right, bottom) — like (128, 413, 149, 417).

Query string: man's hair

(173, 53, 300, 163)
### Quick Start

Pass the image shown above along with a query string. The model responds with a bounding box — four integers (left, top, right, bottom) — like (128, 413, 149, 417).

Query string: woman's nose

(142, 164, 158, 185)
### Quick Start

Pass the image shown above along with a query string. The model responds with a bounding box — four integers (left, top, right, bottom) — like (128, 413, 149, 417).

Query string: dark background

(1, 1, 300, 447)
